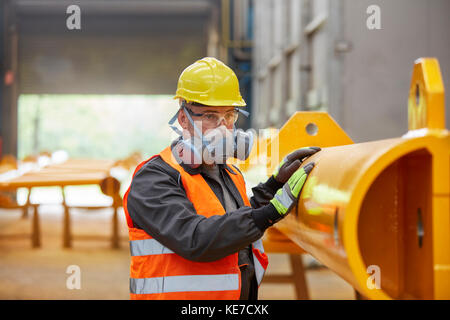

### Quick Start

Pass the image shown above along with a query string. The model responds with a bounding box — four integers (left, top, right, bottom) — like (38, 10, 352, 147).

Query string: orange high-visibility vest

(123, 146, 268, 300)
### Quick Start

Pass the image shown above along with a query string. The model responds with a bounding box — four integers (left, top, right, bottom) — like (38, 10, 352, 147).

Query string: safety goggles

(183, 101, 248, 125)
(184, 107, 239, 127)
(168, 101, 249, 137)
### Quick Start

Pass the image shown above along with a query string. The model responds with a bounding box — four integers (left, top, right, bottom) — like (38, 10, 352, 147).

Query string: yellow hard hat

(174, 57, 246, 107)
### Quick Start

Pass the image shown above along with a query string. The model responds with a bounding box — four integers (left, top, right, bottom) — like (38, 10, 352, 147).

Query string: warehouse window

(18, 94, 179, 161)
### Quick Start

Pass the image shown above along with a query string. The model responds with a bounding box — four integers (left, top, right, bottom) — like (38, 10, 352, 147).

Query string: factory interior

(1, 0, 450, 301)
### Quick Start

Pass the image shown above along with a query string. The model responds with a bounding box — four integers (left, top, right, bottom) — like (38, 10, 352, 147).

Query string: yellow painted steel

(234, 127, 278, 174)
(265, 58, 449, 299)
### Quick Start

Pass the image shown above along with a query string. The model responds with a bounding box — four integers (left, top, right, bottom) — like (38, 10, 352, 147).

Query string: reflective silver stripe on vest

(252, 239, 266, 285)
(253, 254, 265, 285)
(252, 239, 265, 254)
(130, 274, 239, 295)
(129, 238, 174, 256)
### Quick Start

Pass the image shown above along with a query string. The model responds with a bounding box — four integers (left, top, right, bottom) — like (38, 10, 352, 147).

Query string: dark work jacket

(126, 142, 283, 300)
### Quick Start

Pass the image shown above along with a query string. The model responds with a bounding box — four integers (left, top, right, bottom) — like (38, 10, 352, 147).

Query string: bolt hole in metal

(417, 208, 424, 248)
(415, 83, 420, 107)
(306, 122, 318, 136)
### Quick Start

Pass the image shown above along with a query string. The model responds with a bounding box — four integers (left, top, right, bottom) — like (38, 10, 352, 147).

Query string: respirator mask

(168, 102, 254, 165)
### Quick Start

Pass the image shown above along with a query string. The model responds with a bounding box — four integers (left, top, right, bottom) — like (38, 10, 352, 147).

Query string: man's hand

(270, 162, 315, 216)
(273, 147, 321, 184)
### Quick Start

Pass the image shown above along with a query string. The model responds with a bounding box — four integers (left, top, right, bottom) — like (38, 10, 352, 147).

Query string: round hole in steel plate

(306, 122, 318, 136)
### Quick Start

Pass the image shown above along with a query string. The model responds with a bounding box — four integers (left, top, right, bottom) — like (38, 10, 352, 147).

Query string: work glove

(273, 147, 321, 184)
(270, 162, 315, 216)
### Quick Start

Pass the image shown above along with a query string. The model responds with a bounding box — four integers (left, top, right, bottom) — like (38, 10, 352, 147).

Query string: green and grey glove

(273, 147, 321, 184)
(270, 162, 315, 216)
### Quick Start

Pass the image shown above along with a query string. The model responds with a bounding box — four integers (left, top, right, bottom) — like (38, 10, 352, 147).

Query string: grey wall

(341, 0, 450, 142)
(252, 0, 450, 143)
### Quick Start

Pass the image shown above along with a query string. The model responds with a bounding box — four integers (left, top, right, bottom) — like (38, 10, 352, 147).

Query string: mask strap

(168, 103, 204, 140)
(232, 108, 249, 139)
(168, 109, 183, 136)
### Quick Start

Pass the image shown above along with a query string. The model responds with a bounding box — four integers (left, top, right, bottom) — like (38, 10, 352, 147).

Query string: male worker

(123, 57, 320, 300)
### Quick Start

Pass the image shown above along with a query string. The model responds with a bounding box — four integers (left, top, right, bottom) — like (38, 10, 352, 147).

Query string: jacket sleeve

(126, 157, 278, 263)
(250, 176, 284, 209)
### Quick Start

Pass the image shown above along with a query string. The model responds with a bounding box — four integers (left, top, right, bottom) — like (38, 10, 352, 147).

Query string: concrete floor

(0, 205, 355, 300)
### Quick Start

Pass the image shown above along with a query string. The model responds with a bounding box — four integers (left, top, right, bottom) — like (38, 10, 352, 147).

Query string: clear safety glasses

(184, 107, 239, 127)
(168, 102, 249, 137)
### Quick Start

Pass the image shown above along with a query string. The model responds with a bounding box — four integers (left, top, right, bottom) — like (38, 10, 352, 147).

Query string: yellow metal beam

(261, 58, 449, 299)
